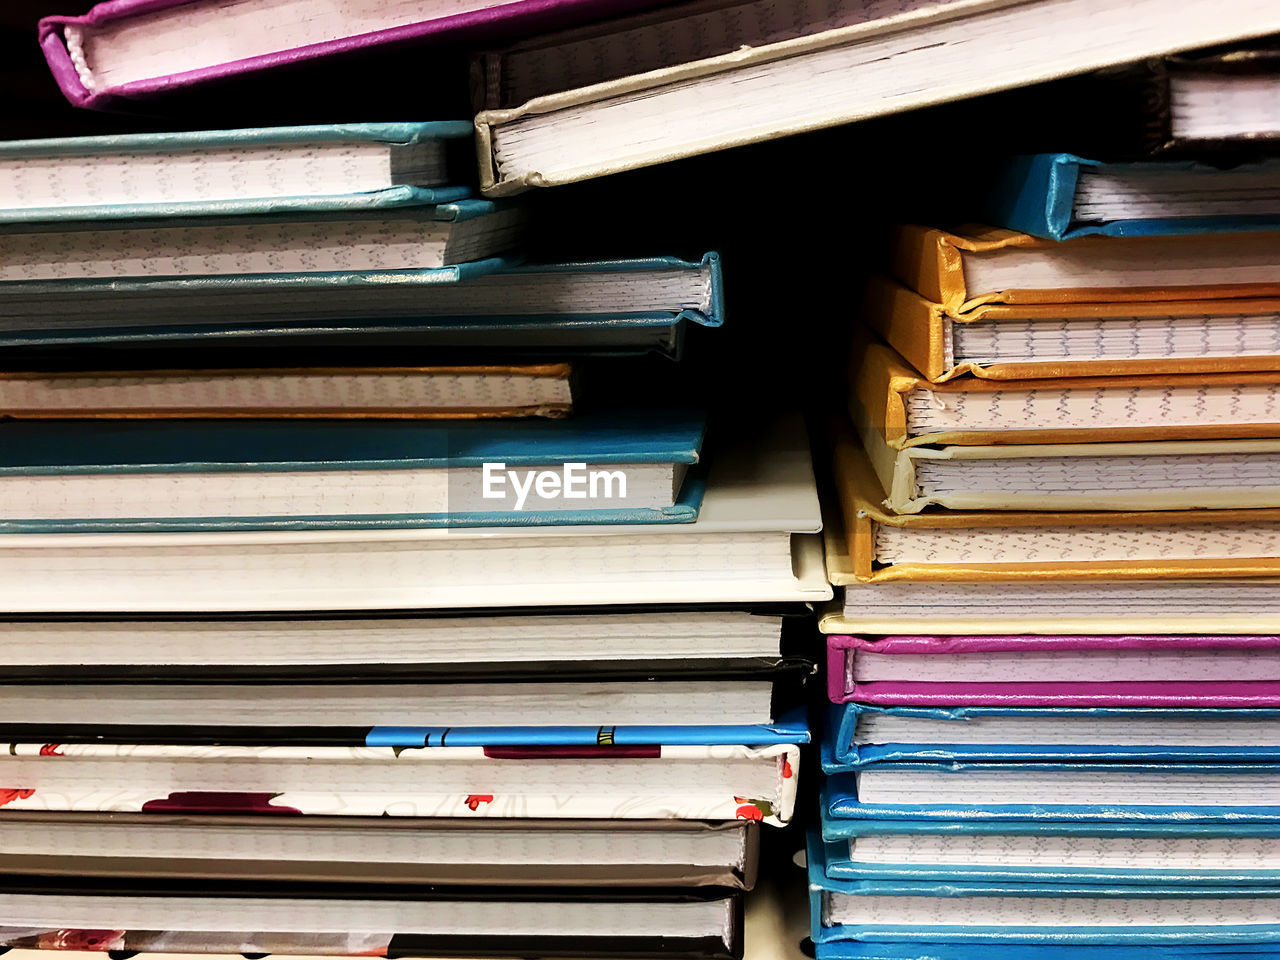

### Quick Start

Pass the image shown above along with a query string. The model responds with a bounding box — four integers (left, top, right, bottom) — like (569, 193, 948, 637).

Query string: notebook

(808, 834, 1280, 946)
(891, 225, 1280, 316)
(827, 703, 1280, 767)
(0, 365, 575, 419)
(0, 607, 801, 682)
(825, 580, 1280, 635)
(824, 428, 1280, 584)
(1021, 39, 1280, 160)
(0, 689, 809, 744)
(0, 882, 743, 959)
(852, 336, 1280, 444)
(0, 254, 721, 358)
(0, 418, 828, 612)
(980, 154, 1280, 240)
(862, 435, 1280, 514)
(472, 0, 1280, 194)
(863, 274, 1280, 382)
(39, 0, 679, 111)
(824, 766, 1280, 821)
(0, 413, 705, 532)
(820, 810, 1280, 886)
(843, 761, 1280, 810)
(0, 813, 760, 889)
(0, 123, 473, 222)
(826, 634, 1280, 707)
(0, 202, 521, 282)
(0, 740, 800, 823)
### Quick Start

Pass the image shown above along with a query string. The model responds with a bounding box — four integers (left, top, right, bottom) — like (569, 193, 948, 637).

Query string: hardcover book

(826, 703, 1280, 767)
(0, 813, 761, 889)
(862, 274, 1280, 382)
(824, 425, 1280, 584)
(826, 633, 1280, 706)
(820, 809, 1280, 887)
(0, 739, 800, 823)
(890, 224, 1280, 316)
(0, 254, 722, 359)
(825, 580, 1280, 636)
(0, 412, 706, 531)
(0, 123, 474, 222)
(979, 154, 1280, 240)
(39, 0, 681, 110)
(0, 419, 829, 612)
(472, 0, 1280, 193)
(851, 336, 1280, 445)
(807, 833, 1280, 947)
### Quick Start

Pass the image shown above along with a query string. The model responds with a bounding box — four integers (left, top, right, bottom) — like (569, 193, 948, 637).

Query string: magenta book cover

(40, 0, 674, 110)
(827, 634, 1280, 707)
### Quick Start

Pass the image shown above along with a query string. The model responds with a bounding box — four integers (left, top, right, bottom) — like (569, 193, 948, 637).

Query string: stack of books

(812, 85, 1280, 958)
(0, 121, 829, 956)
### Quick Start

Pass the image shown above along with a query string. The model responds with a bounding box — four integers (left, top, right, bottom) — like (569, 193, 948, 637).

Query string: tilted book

(39, 0, 678, 110)
(473, 0, 1280, 194)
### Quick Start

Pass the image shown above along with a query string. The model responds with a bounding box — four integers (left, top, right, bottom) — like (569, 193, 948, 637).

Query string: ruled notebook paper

(0, 142, 444, 210)
(950, 312, 1280, 366)
(0, 214, 522, 280)
(0, 818, 749, 867)
(848, 833, 1280, 870)
(906, 382, 1280, 435)
(874, 520, 1280, 564)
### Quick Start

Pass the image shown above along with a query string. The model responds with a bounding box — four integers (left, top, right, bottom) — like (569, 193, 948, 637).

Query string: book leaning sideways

(473, 0, 1274, 193)
(37, 0, 679, 110)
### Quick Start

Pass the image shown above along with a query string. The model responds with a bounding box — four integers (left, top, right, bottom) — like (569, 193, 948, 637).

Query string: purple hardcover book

(827, 634, 1280, 707)
(40, 0, 674, 110)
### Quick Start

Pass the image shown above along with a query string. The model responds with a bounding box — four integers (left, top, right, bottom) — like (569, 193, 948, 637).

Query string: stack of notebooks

(0, 121, 831, 957)
(813, 128, 1280, 954)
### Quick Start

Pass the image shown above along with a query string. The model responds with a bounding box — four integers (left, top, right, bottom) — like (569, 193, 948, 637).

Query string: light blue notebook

(826, 703, 1280, 769)
(822, 762, 1280, 825)
(0, 122, 474, 223)
(982, 153, 1280, 240)
(0, 253, 722, 358)
(0, 411, 706, 532)
(808, 832, 1280, 946)
(818, 803, 1280, 886)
